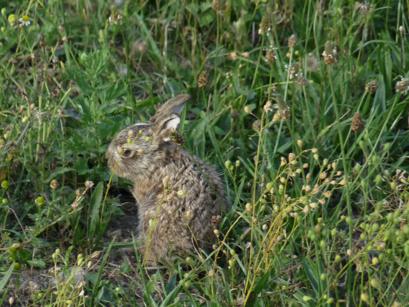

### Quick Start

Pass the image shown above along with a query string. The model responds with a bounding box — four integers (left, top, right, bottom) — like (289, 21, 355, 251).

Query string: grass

(0, 0, 409, 305)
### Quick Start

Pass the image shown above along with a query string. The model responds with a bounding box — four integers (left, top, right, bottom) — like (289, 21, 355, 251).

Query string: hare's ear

(150, 94, 190, 124)
(153, 114, 182, 142)
(150, 94, 189, 143)
(158, 114, 181, 130)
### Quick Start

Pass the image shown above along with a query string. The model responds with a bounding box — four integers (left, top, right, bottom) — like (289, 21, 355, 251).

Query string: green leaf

(198, 11, 215, 27)
(27, 259, 46, 269)
(44, 167, 75, 183)
(0, 264, 14, 291)
(90, 241, 114, 305)
(301, 258, 319, 294)
(160, 280, 182, 307)
(89, 182, 104, 238)
(245, 270, 272, 307)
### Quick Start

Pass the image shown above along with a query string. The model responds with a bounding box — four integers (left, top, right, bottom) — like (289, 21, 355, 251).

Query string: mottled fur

(106, 95, 228, 263)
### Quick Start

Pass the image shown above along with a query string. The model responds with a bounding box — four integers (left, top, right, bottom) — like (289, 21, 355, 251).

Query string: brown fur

(106, 94, 228, 264)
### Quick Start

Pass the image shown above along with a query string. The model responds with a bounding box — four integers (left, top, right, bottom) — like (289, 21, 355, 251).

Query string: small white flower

(19, 15, 30, 27)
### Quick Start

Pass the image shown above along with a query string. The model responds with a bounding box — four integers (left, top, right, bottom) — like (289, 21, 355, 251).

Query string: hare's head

(106, 94, 190, 180)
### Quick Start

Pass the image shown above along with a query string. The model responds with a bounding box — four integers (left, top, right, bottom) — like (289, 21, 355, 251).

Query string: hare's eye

(122, 149, 134, 158)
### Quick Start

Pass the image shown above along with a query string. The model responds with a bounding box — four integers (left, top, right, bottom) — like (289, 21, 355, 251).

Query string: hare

(106, 94, 228, 264)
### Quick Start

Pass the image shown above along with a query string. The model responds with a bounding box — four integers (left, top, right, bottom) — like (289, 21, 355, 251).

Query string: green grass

(1, 0, 409, 305)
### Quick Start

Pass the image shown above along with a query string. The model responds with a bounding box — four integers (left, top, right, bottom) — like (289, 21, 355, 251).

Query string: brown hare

(106, 94, 228, 264)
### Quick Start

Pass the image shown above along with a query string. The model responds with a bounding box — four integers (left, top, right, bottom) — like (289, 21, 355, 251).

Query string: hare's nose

(105, 148, 111, 159)
(105, 143, 118, 165)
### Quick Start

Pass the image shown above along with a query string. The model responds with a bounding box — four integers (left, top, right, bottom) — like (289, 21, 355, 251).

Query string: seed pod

(351, 112, 364, 132)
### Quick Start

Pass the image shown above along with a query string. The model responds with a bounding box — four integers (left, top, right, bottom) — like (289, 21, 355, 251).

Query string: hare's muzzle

(106, 142, 119, 173)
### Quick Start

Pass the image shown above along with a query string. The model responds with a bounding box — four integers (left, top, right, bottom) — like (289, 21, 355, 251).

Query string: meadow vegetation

(0, 0, 409, 305)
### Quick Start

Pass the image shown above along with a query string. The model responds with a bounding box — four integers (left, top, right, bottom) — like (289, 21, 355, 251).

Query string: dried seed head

(309, 202, 318, 209)
(295, 168, 302, 174)
(108, 12, 123, 25)
(288, 34, 297, 48)
(395, 78, 409, 94)
(287, 63, 300, 80)
(296, 73, 308, 87)
(303, 185, 311, 192)
(263, 100, 273, 113)
(351, 112, 364, 132)
(227, 51, 238, 61)
(241, 52, 250, 58)
(322, 191, 332, 198)
(243, 104, 253, 114)
(252, 119, 261, 131)
(258, 13, 270, 35)
(365, 80, 377, 94)
(322, 41, 337, 65)
(84, 180, 94, 189)
(197, 71, 208, 88)
(211, 0, 223, 12)
(265, 50, 276, 64)
(319, 172, 327, 180)
(272, 106, 290, 123)
(355, 2, 372, 15)
(280, 157, 287, 167)
(339, 178, 347, 186)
